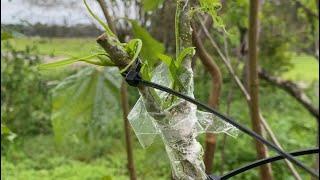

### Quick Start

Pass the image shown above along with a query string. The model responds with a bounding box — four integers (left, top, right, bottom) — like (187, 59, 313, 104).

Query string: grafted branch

(98, 0, 209, 179)
(96, 34, 162, 115)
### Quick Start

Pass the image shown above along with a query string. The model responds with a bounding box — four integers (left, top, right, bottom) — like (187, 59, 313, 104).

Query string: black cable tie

(121, 59, 142, 87)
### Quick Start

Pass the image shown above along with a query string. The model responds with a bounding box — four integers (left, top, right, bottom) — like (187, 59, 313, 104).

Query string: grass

(283, 54, 319, 82)
(2, 134, 171, 180)
(7, 37, 98, 57)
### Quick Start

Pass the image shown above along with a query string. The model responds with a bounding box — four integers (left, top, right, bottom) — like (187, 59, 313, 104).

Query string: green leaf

(176, 47, 195, 67)
(51, 67, 121, 147)
(120, 39, 143, 73)
(130, 20, 165, 67)
(37, 54, 109, 70)
(141, 63, 151, 81)
(198, 0, 226, 32)
(142, 0, 164, 11)
(157, 53, 185, 90)
(97, 55, 116, 66)
(157, 53, 173, 67)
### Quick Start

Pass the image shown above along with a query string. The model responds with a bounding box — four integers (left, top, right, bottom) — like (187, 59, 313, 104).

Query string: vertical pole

(248, 0, 273, 180)
(120, 81, 137, 180)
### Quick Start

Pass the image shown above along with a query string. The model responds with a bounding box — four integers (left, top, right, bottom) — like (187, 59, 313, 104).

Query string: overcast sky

(1, 0, 115, 25)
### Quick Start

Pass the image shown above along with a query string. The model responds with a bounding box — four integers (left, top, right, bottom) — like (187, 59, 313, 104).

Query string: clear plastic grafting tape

(128, 63, 238, 179)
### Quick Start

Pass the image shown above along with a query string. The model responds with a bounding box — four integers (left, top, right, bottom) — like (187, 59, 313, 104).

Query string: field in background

(10, 37, 319, 82)
(8, 37, 97, 57)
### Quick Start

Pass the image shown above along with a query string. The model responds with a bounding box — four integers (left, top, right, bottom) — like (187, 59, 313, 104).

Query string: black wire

(220, 148, 319, 179)
(138, 79, 319, 178)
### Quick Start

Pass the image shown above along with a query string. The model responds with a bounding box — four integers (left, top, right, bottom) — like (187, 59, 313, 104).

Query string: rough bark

(248, 1, 273, 179)
(192, 24, 222, 174)
(259, 69, 319, 119)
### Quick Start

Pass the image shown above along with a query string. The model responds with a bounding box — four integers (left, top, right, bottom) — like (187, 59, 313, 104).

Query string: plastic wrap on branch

(129, 64, 238, 147)
(128, 64, 238, 179)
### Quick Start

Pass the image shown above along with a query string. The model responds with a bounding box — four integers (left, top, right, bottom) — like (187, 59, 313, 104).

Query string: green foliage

(260, 35, 293, 75)
(130, 20, 165, 66)
(130, 19, 196, 91)
(198, 0, 226, 31)
(1, 42, 51, 136)
(1, 124, 16, 142)
(51, 67, 122, 158)
(1, 31, 13, 40)
(224, 0, 249, 28)
(157, 47, 195, 90)
(38, 53, 114, 70)
(141, 0, 164, 11)
(176, 47, 195, 67)
(129, 20, 165, 81)
(120, 39, 143, 73)
(283, 54, 319, 81)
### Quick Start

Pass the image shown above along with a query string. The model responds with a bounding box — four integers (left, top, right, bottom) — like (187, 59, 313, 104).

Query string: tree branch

(259, 69, 319, 119)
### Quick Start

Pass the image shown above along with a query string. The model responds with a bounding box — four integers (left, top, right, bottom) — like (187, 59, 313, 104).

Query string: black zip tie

(123, 59, 319, 178)
(121, 58, 142, 87)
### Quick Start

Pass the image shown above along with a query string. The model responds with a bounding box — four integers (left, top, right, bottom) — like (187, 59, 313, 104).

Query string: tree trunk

(248, 1, 273, 180)
(120, 81, 137, 180)
(96, 1, 137, 179)
(192, 26, 222, 174)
